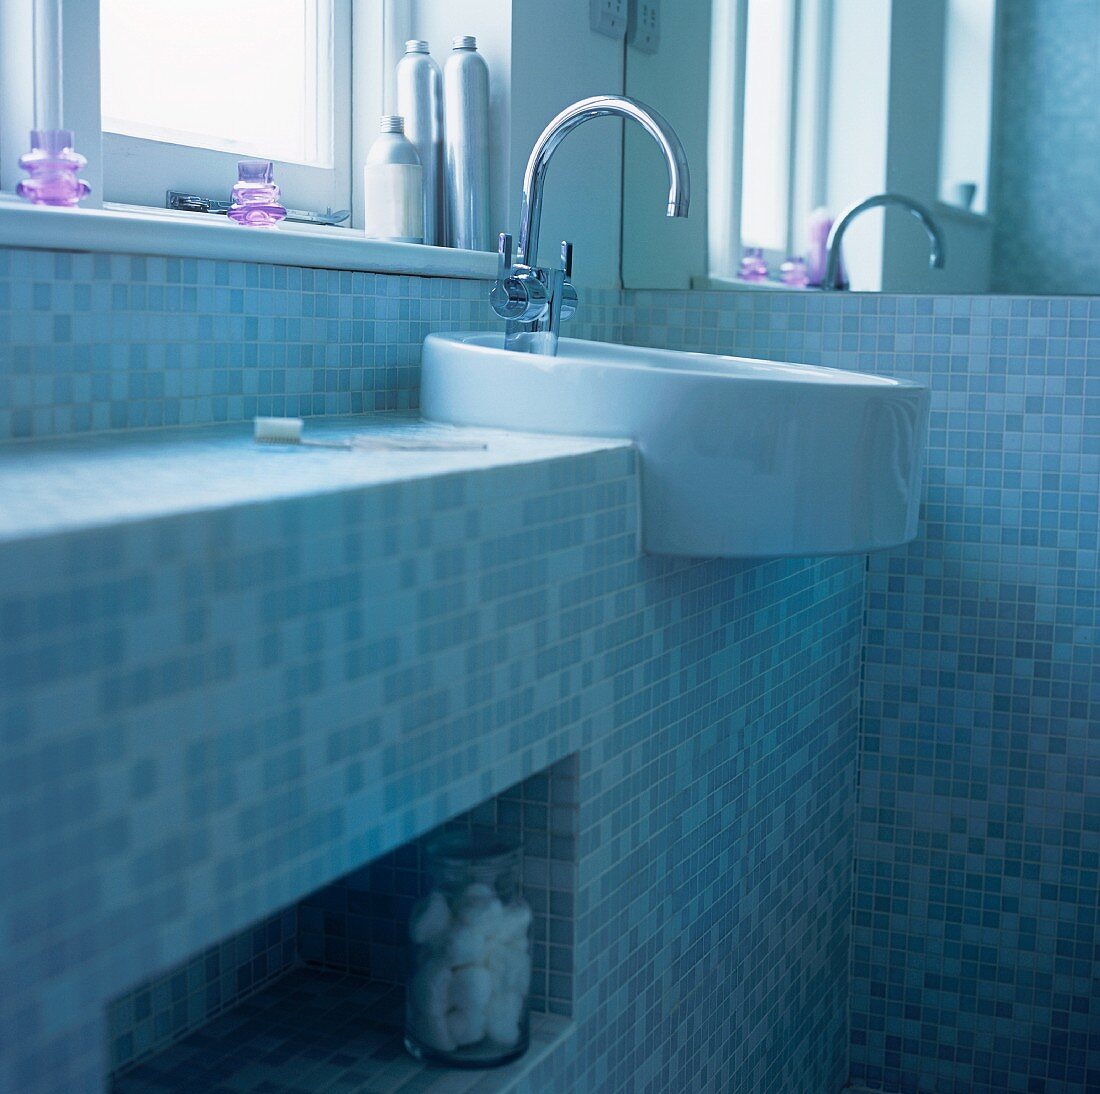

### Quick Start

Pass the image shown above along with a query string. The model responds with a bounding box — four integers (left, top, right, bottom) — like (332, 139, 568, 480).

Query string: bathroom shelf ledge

(0, 198, 499, 280)
(112, 967, 573, 1094)
(0, 412, 633, 544)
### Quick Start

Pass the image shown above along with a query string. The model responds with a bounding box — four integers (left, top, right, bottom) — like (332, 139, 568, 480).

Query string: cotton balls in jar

(406, 881, 532, 1055)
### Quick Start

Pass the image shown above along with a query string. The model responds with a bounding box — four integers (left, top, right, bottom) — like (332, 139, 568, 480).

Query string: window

(739, 0, 795, 254)
(0, 0, 402, 227)
(99, 0, 351, 216)
(709, 0, 832, 278)
(101, 0, 336, 168)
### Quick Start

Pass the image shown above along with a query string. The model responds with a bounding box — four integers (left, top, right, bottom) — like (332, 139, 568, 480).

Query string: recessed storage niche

(107, 756, 578, 1092)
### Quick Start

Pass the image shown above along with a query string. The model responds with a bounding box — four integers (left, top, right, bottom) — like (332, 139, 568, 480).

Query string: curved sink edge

(423, 330, 930, 560)
(425, 330, 931, 392)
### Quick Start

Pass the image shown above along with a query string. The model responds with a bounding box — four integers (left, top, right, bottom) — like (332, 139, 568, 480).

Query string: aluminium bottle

(443, 36, 491, 251)
(396, 40, 444, 247)
(363, 116, 424, 244)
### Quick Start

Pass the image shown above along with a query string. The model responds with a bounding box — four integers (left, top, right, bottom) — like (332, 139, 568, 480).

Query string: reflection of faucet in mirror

(824, 193, 945, 291)
(491, 95, 690, 354)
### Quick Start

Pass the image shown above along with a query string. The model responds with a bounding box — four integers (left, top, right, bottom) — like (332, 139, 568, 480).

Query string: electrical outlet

(590, 0, 627, 40)
(628, 0, 660, 53)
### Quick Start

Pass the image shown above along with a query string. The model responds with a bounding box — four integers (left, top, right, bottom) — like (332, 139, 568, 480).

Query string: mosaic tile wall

(106, 910, 297, 1076)
(298, 755, 579, 1016)
(992, 0, 1100, 295)
(0, 247, 495, 440)
(627, 288, 1099, 1094)
(0, 371, 863, 1094)
(0, 241, 644, 444)
(106, 757, 577, 1078)
(3, 235, 1096, 1093)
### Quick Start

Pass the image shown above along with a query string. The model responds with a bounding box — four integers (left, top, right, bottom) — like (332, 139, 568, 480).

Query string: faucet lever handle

(497, 232, 514, 280)
(560, 240, 573, 279)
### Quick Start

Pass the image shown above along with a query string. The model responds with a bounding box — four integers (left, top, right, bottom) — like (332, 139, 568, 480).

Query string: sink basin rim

(428, 331, 926, 390)
(422, 331, 931, 559)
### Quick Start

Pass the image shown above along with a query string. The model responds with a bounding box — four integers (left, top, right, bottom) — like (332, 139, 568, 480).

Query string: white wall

(409, 0, 514, 256)
(509, 0, 625, 287)
(621, 0, 711, 290)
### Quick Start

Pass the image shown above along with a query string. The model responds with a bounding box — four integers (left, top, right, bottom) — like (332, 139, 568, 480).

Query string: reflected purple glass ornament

(17, 129, 91, 207)
(228, 160, 287, 228)
(780, 256, 810, 287)
(738, 246, 769, 283)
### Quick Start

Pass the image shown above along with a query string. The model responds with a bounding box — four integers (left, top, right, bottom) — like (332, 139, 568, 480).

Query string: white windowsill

(933, 200, 994, 228)
(0, 195, 498, 280)
(692, 274, 813, 292)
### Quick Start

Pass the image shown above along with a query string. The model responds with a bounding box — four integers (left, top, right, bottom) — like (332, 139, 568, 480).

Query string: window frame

(99, 0, 353, 218)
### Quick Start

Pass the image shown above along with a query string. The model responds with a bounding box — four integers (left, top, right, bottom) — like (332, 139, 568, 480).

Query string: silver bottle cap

(405, 39, 430, 53)
(452, 35, 477, 50)
(380, 115, 405, 134)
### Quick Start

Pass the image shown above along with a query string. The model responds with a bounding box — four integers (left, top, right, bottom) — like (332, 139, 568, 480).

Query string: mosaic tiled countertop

(0, 412, 631, 542)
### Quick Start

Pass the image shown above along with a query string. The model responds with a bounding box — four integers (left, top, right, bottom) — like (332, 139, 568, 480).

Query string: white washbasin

(422, 332, 930, 558)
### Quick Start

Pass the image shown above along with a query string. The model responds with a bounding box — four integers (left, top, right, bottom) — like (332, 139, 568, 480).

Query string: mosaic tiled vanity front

(0, 412, 863, 1094)
(13, 240, 1091, 1093)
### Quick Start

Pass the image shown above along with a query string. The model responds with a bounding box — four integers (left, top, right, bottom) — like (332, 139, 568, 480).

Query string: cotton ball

(445, 924, 487, 967)
(448, 964, 493, 1013)
(493, 900, 532, 946)
(502, 944, 532, 995)
(456, 885, 505, 937)
(460, 882, 496, 903)
(409, 955, 452, 1016)
(410, 891, 452, 948)
(485, 991, 524, 1046)
(447, 1004, 487, 1047)
(486, 943, 532, 995)
(408, 1008, 457, 1053)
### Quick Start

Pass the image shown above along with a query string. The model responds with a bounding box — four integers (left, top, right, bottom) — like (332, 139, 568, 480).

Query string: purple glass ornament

(228, 160, 287, 228)
(17, 129, 91, 207)
(780, 256, 810, 287)
(737, 246, 769, 283)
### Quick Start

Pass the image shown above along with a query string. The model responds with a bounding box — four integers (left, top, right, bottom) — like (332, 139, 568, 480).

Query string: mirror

(622, 0, 1099, 294)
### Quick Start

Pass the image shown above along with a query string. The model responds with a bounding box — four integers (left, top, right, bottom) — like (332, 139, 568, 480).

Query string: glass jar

(405, 831, 531, 1067)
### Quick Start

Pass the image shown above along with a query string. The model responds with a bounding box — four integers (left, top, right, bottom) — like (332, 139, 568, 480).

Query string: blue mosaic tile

(629, 287, 1099, 1094)
(106, 910, 296, 1074)
(107, 757, 577, 1080)
(0, 408, 862, 1094)
(14, 237, 1092, 1093)
(0, 248, 495, 440)
(111, 970, 571, 1094)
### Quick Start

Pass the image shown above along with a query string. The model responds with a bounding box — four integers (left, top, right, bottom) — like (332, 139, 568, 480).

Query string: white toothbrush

(253, 416, 488, 452)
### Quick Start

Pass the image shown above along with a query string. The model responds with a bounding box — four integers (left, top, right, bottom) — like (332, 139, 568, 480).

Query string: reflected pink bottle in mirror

(738, 246, 769, 283)
(780, 256, 810, 287)
(17, 129, 92, 207)
(228, 160, 287, 228)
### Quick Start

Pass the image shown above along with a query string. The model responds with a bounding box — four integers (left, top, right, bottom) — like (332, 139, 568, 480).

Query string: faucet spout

(824, 193, 945, 291)
(515, 95, 690, 267)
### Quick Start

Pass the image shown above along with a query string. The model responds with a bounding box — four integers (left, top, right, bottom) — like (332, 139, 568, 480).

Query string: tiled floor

(112, 968, 570, 1093)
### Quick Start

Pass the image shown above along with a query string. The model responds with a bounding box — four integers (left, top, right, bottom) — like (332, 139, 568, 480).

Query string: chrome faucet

(491, 95, 690, 353)
(824, 193, 945, 291)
